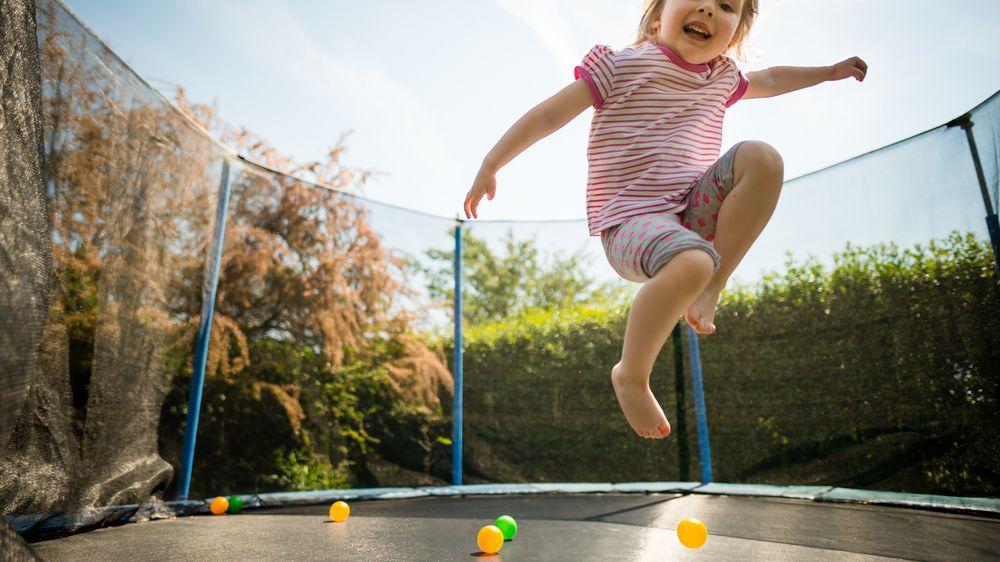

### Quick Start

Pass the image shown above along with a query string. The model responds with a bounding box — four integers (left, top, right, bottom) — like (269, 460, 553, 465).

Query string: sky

(63, 0, 1000, 218)
(62, 0, 1000, 288)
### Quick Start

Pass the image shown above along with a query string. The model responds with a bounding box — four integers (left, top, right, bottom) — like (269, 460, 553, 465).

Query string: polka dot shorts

(600, 141, 745, 283)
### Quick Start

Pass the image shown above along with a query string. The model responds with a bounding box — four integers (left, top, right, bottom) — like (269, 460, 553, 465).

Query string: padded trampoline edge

(11, 482, 1000, 540)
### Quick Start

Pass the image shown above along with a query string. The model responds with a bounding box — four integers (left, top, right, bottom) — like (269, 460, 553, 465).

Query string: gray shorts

(600, 141, 745, 283)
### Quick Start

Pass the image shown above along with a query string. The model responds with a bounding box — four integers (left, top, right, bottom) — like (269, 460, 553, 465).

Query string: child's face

(652, 0, 742, 64)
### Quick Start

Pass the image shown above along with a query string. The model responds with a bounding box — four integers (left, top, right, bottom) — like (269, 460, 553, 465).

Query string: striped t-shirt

(574, 40, 749, 236)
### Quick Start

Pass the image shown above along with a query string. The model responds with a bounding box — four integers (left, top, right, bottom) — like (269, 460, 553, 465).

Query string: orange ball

(677, 517, 708, 549)
(477, 525, 504, 554)
(209, 496, 229, 515)
(329, 500, 350, 522)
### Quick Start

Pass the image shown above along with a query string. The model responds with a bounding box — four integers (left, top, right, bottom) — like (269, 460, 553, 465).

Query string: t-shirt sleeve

(574, 45, 617, 110)
(725, 60, 750, 108)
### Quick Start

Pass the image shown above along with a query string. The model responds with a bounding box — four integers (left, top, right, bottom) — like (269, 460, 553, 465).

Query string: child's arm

(743, 56, 868, 100)
(464, 79, 594, 219)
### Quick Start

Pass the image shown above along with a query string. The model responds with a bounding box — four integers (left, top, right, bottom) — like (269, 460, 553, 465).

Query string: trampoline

(26, 487, 1000, 561)
(4, 1, 1000, 561)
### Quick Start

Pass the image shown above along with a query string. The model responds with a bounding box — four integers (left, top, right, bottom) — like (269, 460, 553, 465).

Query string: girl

(463, 0, 867, 439)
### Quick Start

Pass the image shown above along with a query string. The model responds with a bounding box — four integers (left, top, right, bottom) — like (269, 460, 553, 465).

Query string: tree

(412, 229, 629, 326)
(3, 1, 456, 516)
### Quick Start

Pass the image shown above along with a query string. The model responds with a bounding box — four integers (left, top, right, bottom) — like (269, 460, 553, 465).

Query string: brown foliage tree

(173, 89, 419, 371)
(3, 0, 453, 521)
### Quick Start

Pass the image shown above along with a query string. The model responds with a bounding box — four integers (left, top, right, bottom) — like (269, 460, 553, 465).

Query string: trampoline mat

(31, 493, 1000, 561)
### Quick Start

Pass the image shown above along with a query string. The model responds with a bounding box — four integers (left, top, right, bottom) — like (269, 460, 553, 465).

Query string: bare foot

(684, 286, 721, 334)
(611, 363, 671, 439)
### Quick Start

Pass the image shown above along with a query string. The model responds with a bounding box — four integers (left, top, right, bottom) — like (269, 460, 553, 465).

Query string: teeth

(685, 24, 710, 37)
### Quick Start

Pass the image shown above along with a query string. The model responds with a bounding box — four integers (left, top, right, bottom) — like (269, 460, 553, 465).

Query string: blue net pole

(686, 326, 714, 484)
(950, 113, 1000, 278)
(452, 219, 464, 486)
(177, 160, 233, 500)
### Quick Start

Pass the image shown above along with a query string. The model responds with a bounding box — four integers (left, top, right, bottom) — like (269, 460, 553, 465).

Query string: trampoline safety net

(1, 0, 998, 544)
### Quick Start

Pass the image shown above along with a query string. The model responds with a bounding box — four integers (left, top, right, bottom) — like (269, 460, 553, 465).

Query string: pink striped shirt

(574, 40, 749, 236)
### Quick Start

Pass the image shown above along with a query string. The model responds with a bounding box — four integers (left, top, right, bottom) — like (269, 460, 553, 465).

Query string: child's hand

(830, 56, 868, 82)
(464, 166, 497, 219)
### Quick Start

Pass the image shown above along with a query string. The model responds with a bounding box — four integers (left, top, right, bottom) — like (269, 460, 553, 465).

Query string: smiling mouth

(683, 25, 712, 41)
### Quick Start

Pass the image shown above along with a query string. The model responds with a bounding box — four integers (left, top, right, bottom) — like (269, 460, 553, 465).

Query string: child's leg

(682, 141, 784, 333)
(612, 249, 714, 438)
(601, 216, 718, 438)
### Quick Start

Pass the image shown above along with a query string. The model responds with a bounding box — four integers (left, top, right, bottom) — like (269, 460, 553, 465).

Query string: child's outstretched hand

(830, 56, 868, 82)
(464, 165, 497, 219)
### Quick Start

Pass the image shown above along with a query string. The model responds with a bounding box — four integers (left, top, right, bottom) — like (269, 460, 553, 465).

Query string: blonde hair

(631, 0, 759, 61)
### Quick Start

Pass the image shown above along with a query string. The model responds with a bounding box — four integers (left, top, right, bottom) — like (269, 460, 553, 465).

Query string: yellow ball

(329, 500, 350, 522)
(477, 525, 504, 554)
(677, 517, 708, 549)
(209, 496, 229, 515)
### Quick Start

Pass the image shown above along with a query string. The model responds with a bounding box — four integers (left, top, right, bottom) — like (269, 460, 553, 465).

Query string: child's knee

(670, 248, 715, 281)
(738, 140, 784, 180)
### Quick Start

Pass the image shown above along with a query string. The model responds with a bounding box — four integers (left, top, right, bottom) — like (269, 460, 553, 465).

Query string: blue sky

(64, 0, 1000, 219)
(63, 0, 1000, 288)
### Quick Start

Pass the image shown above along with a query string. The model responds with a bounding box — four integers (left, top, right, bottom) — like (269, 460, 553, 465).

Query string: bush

(447, 232, 1000, 495)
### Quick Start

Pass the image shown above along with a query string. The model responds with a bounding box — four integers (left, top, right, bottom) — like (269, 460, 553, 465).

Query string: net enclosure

(1, 0, 998, 558)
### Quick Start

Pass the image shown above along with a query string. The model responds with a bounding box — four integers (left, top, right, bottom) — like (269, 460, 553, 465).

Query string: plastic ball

(477, 525, 504, 554)
(209, 496, 229, 515)
(677, 517, 708, 549)
(227, 495, 244, 514)
(329, 500, 350, 522)
(494, 515, 517, 540)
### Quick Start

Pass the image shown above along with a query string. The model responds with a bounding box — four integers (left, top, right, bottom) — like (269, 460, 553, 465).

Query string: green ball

(226, 495, 244, 514)
(494, 515, 517, 540)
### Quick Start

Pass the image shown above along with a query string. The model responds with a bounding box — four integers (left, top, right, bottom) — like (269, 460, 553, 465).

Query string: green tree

(413, 229, 629, 326)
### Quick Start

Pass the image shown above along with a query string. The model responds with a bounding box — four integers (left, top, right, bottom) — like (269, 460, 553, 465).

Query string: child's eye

(721, 2, 735, 11)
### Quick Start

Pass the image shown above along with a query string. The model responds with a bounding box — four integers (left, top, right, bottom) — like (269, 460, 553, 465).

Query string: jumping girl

(464, 0, 867, 439)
